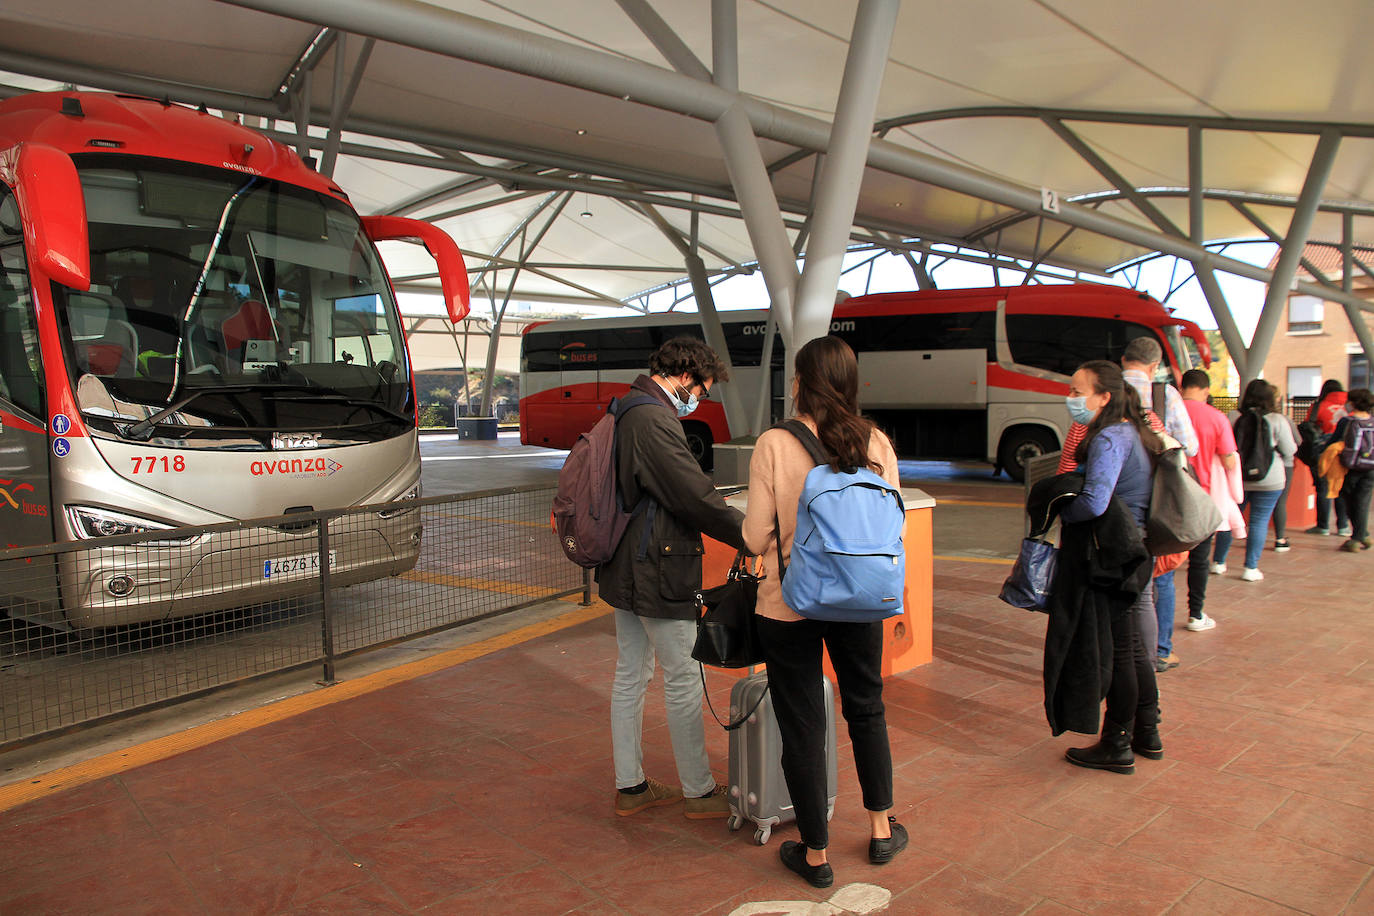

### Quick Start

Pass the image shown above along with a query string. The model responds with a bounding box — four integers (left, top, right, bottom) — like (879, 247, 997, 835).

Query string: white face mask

(668, 383, 699, 418)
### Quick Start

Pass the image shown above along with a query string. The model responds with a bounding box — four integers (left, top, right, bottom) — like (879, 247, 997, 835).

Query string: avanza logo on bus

(249, 457, 342, 478)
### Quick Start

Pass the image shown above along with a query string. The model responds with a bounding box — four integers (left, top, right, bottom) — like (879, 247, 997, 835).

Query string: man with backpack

(1334, 387, 1374, 553)
(596, 337, 746, 819)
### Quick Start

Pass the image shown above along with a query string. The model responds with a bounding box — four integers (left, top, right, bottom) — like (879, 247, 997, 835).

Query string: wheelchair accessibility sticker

(52, 437, 71, 459)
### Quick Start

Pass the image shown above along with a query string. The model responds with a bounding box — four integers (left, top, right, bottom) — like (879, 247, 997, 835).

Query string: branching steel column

(320, 35, 375, 178)
(633, 199, 752, 436)
(479, 192, 572, 414)
(792, 0, 899, 347)
(1246, 130, 1341, 387)
(1340, 212, 1374, 372)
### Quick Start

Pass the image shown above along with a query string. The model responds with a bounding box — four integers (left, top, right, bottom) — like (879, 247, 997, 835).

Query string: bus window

(855, 311, 996, 357)
(1006, 315, 1154, 377)
(0, 190, 44, 418)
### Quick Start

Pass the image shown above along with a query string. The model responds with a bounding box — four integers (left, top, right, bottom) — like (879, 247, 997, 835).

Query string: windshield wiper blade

(122, 385, 259, 441)
(266, 392, 412, 425)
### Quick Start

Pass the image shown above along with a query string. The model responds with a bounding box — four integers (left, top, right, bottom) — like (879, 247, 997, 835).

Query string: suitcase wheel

(753, 825, 771, 846)
(727, 814, 743, 832)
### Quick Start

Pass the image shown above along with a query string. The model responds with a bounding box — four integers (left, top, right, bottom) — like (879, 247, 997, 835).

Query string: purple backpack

(552, 394, 661, 567)
(1340, 417, 1374, 472)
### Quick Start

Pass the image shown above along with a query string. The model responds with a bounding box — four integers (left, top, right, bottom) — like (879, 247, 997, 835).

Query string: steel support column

(791, 0, 899, 348)
(479, 193, 572, 414)
(1339, 213, 1374, 373)
(634, 200, 752, 436)
(1245, 130, 1341, 387)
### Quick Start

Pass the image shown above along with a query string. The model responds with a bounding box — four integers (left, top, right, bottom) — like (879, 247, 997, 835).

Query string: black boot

(1131, 723, 1164, 760)
(1065, 722, 1135, 774)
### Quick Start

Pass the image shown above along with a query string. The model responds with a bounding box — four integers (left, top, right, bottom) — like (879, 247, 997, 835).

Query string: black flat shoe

(779, 841, 833, 888)
(868, 818, 908, 865)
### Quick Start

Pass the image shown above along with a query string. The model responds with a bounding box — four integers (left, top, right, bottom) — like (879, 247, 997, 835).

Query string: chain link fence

(0, 486, 585, 748)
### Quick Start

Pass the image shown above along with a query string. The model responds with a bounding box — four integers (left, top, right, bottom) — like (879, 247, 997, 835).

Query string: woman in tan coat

(742, 335, 907, 888)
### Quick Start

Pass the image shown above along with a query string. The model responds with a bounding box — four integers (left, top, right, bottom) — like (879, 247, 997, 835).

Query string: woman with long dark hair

(1058, 360, 1164, 774)
(742, 335, 906, 888)
(1213, 379, 1296, 582)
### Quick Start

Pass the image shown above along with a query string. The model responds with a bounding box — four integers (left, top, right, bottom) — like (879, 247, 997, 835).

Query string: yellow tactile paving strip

(0, 600, 612, 815)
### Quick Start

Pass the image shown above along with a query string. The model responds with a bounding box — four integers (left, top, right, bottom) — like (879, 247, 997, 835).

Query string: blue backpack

(776, 420, 906, 622)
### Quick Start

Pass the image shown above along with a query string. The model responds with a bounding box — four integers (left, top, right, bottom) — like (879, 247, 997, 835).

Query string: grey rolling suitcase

(726, 669, 838, 846)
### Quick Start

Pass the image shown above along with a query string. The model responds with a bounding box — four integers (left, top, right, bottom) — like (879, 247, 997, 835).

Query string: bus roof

(525, 285, 1185, 335)
(0, 92, 346, 201)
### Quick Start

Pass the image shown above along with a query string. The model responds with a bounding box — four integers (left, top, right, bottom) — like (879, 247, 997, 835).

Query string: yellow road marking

(933, 554, 1016, 565)
(400, 568, 557, 599)
(0, 601, 612, 813)
(448, 513, 550, 530)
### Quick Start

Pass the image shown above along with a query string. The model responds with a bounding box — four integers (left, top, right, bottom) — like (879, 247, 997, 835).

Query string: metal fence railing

(0, 486, 587, 748)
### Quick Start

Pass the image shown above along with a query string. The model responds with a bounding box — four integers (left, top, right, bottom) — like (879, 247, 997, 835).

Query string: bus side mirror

(11, 143, 90, 290)
(361, 215, 470, 324)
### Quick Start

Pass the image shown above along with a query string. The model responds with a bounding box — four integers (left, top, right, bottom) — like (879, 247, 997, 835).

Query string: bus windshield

(54, 156, 411, 446)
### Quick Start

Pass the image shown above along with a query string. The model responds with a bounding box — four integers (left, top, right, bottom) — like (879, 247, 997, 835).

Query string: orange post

(701, 490, 935, 680)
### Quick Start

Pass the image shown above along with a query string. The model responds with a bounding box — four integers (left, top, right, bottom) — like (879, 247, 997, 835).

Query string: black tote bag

(691, 552, 765, 668)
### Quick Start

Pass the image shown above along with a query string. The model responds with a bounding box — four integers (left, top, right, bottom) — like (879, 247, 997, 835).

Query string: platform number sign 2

(1040, 187, 1060, 214)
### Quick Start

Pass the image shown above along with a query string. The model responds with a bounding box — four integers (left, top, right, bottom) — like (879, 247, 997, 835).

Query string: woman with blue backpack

(742, 335, 908, 888)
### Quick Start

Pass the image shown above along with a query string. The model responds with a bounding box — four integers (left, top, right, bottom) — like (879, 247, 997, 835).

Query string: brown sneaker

(614, 777, 682, 817)
(683, 784, 731, 819)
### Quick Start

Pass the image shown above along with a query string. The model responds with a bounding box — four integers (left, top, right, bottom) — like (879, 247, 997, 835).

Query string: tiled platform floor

(1, 530, 1372, 914)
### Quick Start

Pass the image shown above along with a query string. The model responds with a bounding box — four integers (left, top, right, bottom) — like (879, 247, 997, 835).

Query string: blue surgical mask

(1066, 396, 1096, 425)
(669, 384, 699, 418)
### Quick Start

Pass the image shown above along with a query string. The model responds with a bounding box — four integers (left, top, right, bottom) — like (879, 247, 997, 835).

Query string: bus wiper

(266, 392, 413, 425)
(123, 385, 258, 441)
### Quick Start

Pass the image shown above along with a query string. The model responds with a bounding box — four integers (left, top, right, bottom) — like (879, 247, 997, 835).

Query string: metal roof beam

(879, 105, 1374, 140)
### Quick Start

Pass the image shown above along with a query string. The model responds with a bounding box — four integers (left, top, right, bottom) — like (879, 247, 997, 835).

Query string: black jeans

(1271, 464, 1293, 538)
(1313, 466, 1350, 531)
(757, 616, 893, 852)
(1104, 589, 1160, 733)
(1186, 533, 1214, 618)
(1341, 469, 1374, 541)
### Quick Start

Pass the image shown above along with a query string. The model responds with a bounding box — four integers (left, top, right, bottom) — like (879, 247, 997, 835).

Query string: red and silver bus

(0, 91, 469, 628)
(520, 285, 1209, 478)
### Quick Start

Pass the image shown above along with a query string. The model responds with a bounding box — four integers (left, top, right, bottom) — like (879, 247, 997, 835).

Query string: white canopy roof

(3, 0, 1373, 312)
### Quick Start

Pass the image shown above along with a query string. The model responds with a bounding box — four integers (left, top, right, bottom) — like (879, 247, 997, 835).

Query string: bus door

(0, 186, 60, 619)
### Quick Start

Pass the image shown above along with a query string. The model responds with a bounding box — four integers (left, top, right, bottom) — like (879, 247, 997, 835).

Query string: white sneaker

(1209, 563, 1227, 575)
(1337, 526, 1353, 537)
(1240, 567, 1264, 582)
(1186, 613, 1217, 631)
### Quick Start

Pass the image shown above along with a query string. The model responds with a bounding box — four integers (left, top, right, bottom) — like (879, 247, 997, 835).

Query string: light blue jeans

(1213, 488, 1283, 571)
(610, 608, 714, 796)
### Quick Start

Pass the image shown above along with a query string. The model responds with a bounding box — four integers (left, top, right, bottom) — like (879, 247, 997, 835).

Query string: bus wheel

(997, 427, 1057, 483)
(683, 421, 714, 471)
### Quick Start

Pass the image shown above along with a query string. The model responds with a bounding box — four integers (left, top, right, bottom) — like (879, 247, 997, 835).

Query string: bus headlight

(377, 484, 420, 519)
(66, 506, 199, 544)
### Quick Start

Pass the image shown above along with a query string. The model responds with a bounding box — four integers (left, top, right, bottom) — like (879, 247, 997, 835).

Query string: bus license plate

(263, 550, 336, 579)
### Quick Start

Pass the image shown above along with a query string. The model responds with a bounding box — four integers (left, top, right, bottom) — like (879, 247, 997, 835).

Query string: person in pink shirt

(1174, 370, 1238, 647)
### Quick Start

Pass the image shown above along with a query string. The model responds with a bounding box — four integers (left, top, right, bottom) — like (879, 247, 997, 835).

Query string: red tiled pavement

(2, 529, 1373, 914)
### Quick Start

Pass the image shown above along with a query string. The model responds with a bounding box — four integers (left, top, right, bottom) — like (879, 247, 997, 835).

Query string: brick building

(1260, 243, 1374, 396)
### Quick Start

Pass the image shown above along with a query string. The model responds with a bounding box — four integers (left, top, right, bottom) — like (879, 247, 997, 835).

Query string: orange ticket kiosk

(701, 487, 935, 678)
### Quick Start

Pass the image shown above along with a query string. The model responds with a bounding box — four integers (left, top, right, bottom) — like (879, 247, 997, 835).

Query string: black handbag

(999, 537, 1058, 612)
(691, 551, 765, 668)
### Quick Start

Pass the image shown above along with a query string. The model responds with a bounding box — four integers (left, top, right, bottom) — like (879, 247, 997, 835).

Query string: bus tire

(682, 421, 714, 471)
(997, 426, 1057, 483)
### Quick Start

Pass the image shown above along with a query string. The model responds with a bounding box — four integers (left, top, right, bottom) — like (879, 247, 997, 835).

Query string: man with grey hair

(1121, 336, 1197, 458)
(1120, 335, 1198, 673)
